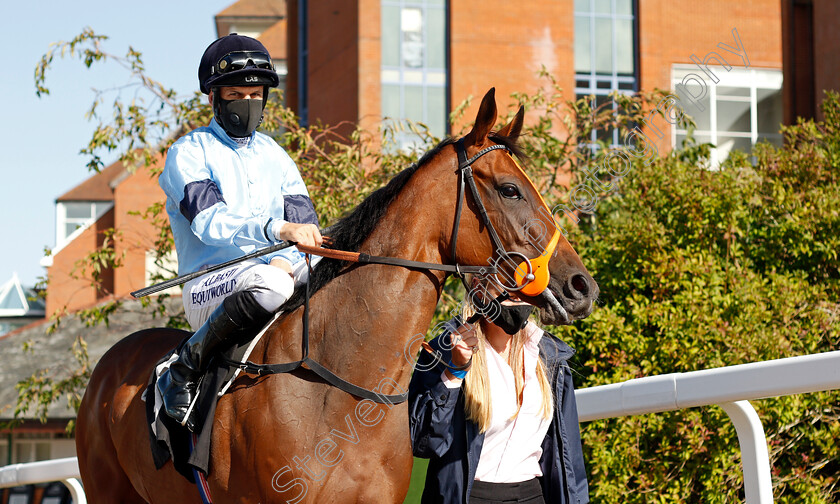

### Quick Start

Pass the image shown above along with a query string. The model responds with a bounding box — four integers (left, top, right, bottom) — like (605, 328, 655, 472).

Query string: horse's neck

(271, 163, 450, 389)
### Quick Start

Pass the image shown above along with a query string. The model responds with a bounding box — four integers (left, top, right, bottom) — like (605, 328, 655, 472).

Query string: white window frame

(671, 65, 783, 166)
(381, 0, 448, 150)
(55, 201, 113, 248)
(12, 434, 53, 464)
(574, 0, 638, 146)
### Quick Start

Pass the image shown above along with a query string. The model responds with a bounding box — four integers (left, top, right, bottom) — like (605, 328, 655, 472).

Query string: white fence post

(719, 401, 773, 504)
(61, 477, 87, 504)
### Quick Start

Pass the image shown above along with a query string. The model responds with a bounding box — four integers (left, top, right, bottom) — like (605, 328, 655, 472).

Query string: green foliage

(7, 335, 90, 435)
(551, 92, 840, 502)
(20, 29, 840, 502)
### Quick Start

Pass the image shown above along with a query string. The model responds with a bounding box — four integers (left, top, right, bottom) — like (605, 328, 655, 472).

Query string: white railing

(575, 350, 840, 504)
(1, 351, 838, 503)
(0, 456, 86, 503)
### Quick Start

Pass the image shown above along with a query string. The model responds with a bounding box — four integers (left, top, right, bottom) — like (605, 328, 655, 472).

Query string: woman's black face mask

(494, 304, 534, 335)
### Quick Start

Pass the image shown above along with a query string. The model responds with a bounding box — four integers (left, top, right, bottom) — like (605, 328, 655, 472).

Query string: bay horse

(75, 88, 598, 503)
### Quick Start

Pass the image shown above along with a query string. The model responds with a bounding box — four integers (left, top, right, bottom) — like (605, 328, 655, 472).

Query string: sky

(1, 0, 237, 289)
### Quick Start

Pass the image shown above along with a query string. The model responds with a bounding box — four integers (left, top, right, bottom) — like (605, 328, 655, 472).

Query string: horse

(75, 88, 599, 503)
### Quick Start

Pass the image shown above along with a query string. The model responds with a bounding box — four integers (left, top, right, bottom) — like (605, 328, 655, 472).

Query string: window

(55, 201, 112, 247)
(13, 436, 51, 464)
(574, 0, 638, 146)
(672, 66, 783, 165)
(145, 250, 180, 295)
(381, 0, 447, 150)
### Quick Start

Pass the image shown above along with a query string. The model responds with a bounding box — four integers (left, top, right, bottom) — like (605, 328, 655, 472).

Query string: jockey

(157, 33, 322, 431)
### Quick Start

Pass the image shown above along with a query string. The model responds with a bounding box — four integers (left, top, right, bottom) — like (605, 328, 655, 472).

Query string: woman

(408, 292, 589, 504)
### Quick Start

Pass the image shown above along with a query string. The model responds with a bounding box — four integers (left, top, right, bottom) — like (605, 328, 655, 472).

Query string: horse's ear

(497, 105, 525, 142)
(464, 88, 498, 148)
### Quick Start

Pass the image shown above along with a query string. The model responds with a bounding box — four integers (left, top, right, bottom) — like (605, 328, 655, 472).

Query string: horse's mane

(281, 132, 523, 312)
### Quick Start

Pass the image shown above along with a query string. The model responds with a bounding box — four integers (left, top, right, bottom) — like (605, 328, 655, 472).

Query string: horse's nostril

(570, 274, 589, 296)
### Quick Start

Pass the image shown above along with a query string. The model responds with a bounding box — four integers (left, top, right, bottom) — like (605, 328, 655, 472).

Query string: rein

(222, 256, 409, 404)
(293, 244, 492, 275)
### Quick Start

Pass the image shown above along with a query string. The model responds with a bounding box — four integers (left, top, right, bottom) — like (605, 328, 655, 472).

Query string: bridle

(132, 138, 559, 298)
(451, 138, 561, 297)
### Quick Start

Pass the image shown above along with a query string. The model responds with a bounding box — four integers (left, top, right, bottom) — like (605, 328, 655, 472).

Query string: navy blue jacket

(408, 328, 589, 504)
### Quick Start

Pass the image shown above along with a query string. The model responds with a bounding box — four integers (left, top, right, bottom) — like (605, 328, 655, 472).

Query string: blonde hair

(460, 302, 553, 433)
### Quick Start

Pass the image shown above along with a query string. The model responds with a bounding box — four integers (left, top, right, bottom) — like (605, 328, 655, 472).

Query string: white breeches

(182, 258, 313, 330)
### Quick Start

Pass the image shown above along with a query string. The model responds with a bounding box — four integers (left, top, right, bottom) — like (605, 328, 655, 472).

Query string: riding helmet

(198, 33, 280, 94)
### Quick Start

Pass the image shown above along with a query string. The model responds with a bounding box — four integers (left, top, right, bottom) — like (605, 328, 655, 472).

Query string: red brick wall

(358, 0, 381, 134)
(449, 0, 575, 133)
(285, 0, 300, 112)
(46, 208, 115, 317)
(112, 158, 167, 297)
(638, 0, 782, 148)
(813, 0, 840, 120)
(287, 0, 784, 149)
(289, 0, 577, 135)
(306, 0, 360, 131)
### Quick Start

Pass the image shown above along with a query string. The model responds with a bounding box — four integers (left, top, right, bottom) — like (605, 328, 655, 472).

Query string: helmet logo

(245, 75, 258, 82)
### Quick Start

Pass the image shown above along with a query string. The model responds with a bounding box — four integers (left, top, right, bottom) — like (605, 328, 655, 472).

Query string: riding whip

(130, 225, 335, 298)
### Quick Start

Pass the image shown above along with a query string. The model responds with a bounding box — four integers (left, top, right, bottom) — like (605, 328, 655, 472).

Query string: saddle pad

(144, 312, 280, 479)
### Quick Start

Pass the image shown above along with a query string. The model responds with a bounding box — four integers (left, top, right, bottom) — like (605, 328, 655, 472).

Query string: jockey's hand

(272, 222, 324, 248)
(445, 322, 478, 380)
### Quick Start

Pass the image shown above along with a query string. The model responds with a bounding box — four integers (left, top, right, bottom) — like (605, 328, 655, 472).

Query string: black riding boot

(157, 291, 272, 431)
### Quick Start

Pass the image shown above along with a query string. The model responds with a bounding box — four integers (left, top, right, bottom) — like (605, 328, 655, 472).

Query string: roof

(259, 17, 287, 60)
(56, 160, 127, 202)
(0, 295, 184, 420)
(216, 0, 285, 19)
(0, 273, 45, 318)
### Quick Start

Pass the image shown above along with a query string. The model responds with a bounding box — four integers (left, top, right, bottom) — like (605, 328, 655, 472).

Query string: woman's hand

(445, 322, 478, 380)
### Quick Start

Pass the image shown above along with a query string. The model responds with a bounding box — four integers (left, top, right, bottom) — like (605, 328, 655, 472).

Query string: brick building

(280, 0, 794, 164)
(227, 0, 838, 162)
(782, 0, 840, 123)
(40, 155, 167, 317)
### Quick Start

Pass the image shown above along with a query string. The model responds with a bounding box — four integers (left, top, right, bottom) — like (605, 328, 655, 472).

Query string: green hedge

(548, 92, 840, 503)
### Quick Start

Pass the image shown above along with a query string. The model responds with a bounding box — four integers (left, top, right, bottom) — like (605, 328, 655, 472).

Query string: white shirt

(472, 322, 553, 482)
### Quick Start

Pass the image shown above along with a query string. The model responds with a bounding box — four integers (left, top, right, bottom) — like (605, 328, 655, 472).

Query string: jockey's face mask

(213, 89, 265, 138)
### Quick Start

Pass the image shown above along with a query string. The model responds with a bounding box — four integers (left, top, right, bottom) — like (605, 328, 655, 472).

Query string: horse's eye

(499, 184, 522, 200)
